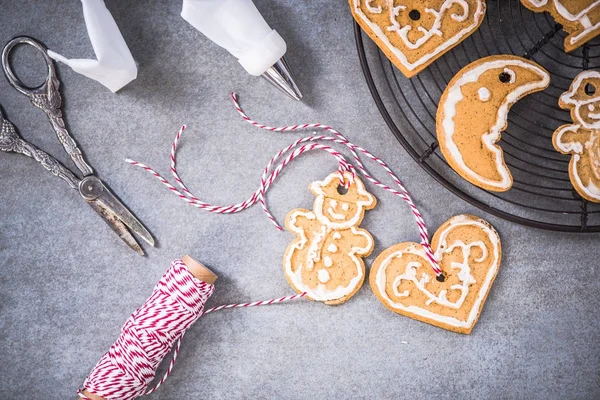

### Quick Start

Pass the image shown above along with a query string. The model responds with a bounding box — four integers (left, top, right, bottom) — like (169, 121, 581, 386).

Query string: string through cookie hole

(337, 184, 349, 195)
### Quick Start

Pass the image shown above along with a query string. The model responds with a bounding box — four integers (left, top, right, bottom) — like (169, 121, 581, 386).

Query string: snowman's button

(327, 244, 338, 253)
(318, 269, 330, 283)
(324, 256, 333, 267)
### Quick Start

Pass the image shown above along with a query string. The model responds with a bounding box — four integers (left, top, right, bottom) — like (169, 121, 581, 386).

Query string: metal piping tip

(261, 56, 303, 101)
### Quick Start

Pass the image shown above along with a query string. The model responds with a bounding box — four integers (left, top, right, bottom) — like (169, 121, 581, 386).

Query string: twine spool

(79, 255, 217, 400)
(78, 256, 305, 399)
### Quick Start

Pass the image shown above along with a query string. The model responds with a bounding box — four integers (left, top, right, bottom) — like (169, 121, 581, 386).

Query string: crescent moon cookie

(370, 214, 501, 334)
(349, 0, 486, 78)
(553, 70, 600, 202)
(521, 0, 600, 52)
(283, 172, 376, 305)
(436, 55, 550, 192)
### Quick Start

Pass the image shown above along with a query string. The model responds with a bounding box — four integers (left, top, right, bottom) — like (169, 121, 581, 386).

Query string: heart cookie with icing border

(349, 0, 486, 78)
(370, 214, 501, 334)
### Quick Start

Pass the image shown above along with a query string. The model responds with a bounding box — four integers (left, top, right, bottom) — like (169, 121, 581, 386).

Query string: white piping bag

(47, 0, 137, 93)
(181, 0, 302, 100)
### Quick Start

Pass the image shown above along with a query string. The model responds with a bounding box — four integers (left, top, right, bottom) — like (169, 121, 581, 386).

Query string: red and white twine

(126, 93, 441, 275)
(78, 259, 306, 400)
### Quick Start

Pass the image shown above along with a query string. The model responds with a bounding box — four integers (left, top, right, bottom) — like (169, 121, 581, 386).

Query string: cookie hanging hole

(585, 83, 596, 95)
(409, 9, 421, 21)
(436, 273, 446, 283)
(498, 72, 511, 83)
(337, 184, 348, 195)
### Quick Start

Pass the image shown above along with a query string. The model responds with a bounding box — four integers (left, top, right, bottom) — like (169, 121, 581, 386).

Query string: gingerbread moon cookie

(521, 0, 600, 52)
(370, 214, 501, 334)
(283, 172, 376, 305)
(349, 0, 486, 78)
(436, 55, 550, 192)
(553, 70, 600, 202)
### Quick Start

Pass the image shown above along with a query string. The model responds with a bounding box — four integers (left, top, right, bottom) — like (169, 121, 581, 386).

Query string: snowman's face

(317, 196, 361, 227)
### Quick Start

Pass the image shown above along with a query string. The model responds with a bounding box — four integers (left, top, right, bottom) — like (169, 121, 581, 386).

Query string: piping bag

(181, 0, 302, 100)
(47, 0, 137, 92)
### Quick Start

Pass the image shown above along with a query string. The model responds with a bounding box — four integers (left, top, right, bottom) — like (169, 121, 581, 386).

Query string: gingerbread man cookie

(283, 172, 376, 305)
(370, 214, 501, 334)
(350, 0, 486, 78)
(436, 55, 550, 192)
(521, 0, 600, 52)
(553, 70, 600, 202)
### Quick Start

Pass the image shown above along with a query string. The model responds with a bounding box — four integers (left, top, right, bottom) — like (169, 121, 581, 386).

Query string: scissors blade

(86, 199, 145, 256)
(79, 176, 155, 249)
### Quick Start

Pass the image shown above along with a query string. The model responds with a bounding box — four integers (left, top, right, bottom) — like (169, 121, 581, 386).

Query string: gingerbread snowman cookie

(553, 70, 600, 202)
(350, 0, 486, 77)
(283, 172, 376, 305)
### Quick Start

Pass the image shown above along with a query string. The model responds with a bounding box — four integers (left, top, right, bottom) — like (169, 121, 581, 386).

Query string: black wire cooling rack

(354, 0, 600, 232)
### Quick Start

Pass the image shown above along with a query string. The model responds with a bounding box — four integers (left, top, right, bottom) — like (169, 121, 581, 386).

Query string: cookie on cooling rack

(370, 214, 501, 334)
(521, 0, 600, 52)
(436, 55, 550, 192)
(349, 0, 486, 78)
(553, 70, 600, 202)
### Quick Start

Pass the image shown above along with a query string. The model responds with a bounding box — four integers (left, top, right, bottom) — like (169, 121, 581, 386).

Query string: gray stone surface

(0, 1, 598, 399)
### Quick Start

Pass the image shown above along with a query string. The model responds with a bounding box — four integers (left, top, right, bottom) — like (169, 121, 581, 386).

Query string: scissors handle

(0, 111, 80, 189)
(2, 36, 93, 177)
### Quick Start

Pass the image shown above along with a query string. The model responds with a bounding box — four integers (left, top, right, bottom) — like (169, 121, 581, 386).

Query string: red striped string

(127, 94, 441, 275)
(229, 93, 440, 276)
(78, 259, 306, 399)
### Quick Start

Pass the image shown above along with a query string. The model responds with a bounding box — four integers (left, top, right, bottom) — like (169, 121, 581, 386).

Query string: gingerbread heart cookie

(553, 70, 600, 202)
(349, 0, 486, 78)
(521, 0, 600, 52)
(370, 214, 501, 334)
(437, 55, 550, 192)
(283, 172, 376, 305)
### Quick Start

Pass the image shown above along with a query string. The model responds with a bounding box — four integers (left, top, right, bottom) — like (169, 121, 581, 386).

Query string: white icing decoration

(342, 203, 349, 211)
(324, 256, 333, 267)
(478, 87, 491, 101)
(318, 269, 330, 284)
(374, 216, 500, 329)
(366, 0, 382, 13)
(524, 1, 600, 47)
(440, 58, 550, 190)
(589, 104, 595, 111)
(503, 68, 516, 83)
(387, 0, 469, 50)
(560, 70, 600, 129)
(333, 232, 342, 240)
(328, 244, 338, 253)
(353, 0, 486, 72)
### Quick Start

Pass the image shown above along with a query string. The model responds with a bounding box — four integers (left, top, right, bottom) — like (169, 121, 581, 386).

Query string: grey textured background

(1, 1, 599, 399)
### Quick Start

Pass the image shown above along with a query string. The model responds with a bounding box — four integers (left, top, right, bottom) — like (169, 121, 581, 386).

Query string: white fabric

(181, 0, 286, 76)
(47, 0, 137, 92)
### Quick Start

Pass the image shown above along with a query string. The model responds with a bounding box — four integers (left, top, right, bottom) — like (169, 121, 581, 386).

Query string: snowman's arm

(554, 125, 592, 154)
(348, 227, 374, 255)
(285, 209, 316, 233)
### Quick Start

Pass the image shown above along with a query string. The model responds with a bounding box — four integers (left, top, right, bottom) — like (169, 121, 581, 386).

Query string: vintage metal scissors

(1, 36, 154, 255)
